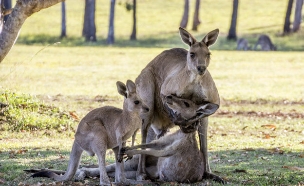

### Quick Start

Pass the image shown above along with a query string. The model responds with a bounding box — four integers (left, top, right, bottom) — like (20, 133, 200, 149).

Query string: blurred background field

(0, 0, 304, 185)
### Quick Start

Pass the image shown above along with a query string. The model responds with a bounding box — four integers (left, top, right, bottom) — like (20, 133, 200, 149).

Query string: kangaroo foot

(203, 171, 226, 184)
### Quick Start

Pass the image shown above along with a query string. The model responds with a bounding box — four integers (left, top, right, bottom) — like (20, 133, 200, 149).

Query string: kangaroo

(254, 34, 277, 51)
(71, 96, 219, 183)
(31, 80, 149, 185)
(237, 38, 250, 50)
(134, 27, 222, 182)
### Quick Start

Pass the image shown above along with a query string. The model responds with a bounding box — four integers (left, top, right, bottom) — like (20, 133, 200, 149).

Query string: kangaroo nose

(143, 107, 149, 112)
(197, 66, 206, 74)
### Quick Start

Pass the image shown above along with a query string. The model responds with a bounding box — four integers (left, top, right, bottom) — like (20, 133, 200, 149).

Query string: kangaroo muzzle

(197, 66, 206, 75)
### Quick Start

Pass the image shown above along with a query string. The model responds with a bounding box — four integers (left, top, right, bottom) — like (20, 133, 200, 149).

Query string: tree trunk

(283, 0, 294, 34)
(130, 0, 136, 40)
(82, 0, 96, 42)
(0, 0, 4, 33)
(180, 0, 189, 28)
(60, 1, 66, 38)
(107, 0, 116, 44)
(0, 0, 64, 63)
(292, 0, 303, 32)
(192, 0, 201, 31)
(3, 0, 12, 22)
(227, 0, 239, 40)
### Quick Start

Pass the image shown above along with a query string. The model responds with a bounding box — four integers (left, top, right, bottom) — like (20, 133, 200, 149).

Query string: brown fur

(237, 38, 251, 50)
(72, 96, 218, 183)
(254, 34, 277, 51)
(31, 80, 149, 185)
(134, 28, 221, 181)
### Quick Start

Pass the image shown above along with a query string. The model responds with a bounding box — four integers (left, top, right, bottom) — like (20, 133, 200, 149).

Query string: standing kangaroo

(68, 96, 219, 183)
(134, 28, 222, 182)
(31, 80, 149, 185)
(254, 34, 276, 51)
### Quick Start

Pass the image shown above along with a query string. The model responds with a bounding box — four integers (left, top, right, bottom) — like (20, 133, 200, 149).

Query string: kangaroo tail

(31, 142, 83, 181)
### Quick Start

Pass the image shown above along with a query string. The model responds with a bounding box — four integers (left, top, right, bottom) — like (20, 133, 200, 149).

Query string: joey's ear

(202, 29, 219, 47)
(179, 27, 196, 46)
(126, 80, 136, 96)
(116, 81, 127, 98)
(197, 103, 219, 117)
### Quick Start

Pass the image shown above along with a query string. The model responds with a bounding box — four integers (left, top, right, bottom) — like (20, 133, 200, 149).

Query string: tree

(82, 0, 96, 42)
(192, 0, 201, 31)
(130, 0, 136, 40)
(60, 1, 66, 38)
(283, 0, 294, 34)
(227, 0, 239, 40)
(107, 0, 116, 44)
(0, 0, 64, 63)
(180, 0, 189, 28)
(292, 0, 303, 32)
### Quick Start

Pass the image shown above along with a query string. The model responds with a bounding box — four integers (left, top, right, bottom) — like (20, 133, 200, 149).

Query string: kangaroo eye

(134, 101, 140, 105)
(206, 53, 211, 58)
(183, 101, 190, 107)
(190, 52, 195, 58)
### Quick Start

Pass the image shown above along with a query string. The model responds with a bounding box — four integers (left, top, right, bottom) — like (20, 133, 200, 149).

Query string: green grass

(0, 0, 304, 185)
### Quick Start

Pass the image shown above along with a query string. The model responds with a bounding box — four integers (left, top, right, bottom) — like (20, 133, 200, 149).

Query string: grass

(0, 0, 304, 185)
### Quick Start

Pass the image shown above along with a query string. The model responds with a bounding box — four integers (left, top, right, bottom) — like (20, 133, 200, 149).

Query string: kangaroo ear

(116, 81, 127, 98)
(202, 29, 219, 47)
(179, 27, 197, 46)
(126, 80, 136, 96)
(196, 103, 219, 117)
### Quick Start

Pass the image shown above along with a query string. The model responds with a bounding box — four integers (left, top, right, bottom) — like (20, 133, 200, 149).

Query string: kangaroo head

(116, 80, 149, 114)
(165, 95, 218, 121)
(179, 28, 219, 76)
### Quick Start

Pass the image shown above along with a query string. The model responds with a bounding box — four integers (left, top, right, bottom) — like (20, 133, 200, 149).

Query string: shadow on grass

(0, 147, 303, 185)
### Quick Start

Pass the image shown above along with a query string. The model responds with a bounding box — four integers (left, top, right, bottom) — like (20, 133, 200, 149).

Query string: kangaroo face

(165, 95, 219, 133)
(117, 80, 150, 115)
(187, 42, 211, 76)
(165, 95, 198, 120)
(179, 27, 219, 76)
(126, 92, 149, 115)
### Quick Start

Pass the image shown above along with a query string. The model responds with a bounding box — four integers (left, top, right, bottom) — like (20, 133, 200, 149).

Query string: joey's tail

(31, 142, 83, 181)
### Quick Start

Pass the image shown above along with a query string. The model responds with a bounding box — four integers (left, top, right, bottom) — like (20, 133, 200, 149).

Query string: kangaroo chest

(161, 73, 208, 104)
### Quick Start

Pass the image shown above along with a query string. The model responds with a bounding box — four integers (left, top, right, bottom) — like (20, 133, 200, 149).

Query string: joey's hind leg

(93, 143, 111, 185)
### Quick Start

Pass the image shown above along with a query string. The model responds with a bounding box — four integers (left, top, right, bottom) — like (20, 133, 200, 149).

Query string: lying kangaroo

(122, 96, 219, 183)
(71, 95, 219, 183)
(237, 38, 250, 50)
(254, 34, 276, 51)
(134, 28, 222, 182)
(31, 80, 149, 185)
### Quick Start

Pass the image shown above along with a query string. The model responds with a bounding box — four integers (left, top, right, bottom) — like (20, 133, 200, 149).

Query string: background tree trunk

(192, 0, 201, 31)
(60, 1, 66, 38)
(130, 0, 136, 40)
(0, 0, 64, 63)
(0, 0, 4, 33)
(283, 0, 294, 34)
(292, 0, 303, 32)
(227, 0, 239, 40)
(3, 0, 11, 22)
(180, 0, 189, 28)
(82, 0, 96, 42)
(107, 0, 116, 44)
